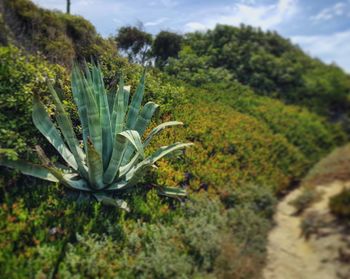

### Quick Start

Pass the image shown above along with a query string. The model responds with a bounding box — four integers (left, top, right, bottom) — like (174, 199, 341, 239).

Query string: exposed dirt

(263, 181, 350, 279)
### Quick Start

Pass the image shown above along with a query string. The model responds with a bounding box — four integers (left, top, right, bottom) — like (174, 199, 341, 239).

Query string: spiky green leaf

(48, 83, 87, 177)
(126, 72, 145, 129)
(86, 139, 104, 190)
(0, 157, 58, 182)
(32, 95, 78, 170)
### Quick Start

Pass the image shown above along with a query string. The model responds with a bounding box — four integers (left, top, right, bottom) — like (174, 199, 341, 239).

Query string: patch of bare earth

(263, 180, 350, 279)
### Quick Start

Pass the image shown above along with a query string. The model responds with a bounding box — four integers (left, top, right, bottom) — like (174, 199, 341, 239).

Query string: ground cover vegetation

(0, 0, 349, 278)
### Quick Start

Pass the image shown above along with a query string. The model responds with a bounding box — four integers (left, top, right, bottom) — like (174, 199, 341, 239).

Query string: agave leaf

(33, 145, 91, 191)
(32, 95, 78, 170)
(122, 102, 159, 163)
(48, 83, 88, 178)
(93, 192, 130, 211)
(120, 130, 145, 158)
(63, 173, 92, 192)
(126, 72, 145, 129)
(112, 142, 192, 191)
(0, 157, 58, 182)
(111, 77, 126, 137)
(124, 85, 131, 107)
(118, 152, 141, 178)
(127, 142, 192, 180)
(86, 139, 104, 190)
(104, 130, 144, 184)
(134, 102, 159, 136)
(83, 61, 98, 105)
(144, 121, 184, 148)
(71, 66, 90, 148)
(82, 77, 103, 157)
(158, 186, 187, 198)
(144, 142, 193, 166)
(107, 90, 115, 115)
(103, 132, 127, 185)
(93, 65, 113, 169)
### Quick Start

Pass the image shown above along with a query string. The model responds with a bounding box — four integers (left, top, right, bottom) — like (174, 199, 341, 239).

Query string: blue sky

(33, 0, 350, 72)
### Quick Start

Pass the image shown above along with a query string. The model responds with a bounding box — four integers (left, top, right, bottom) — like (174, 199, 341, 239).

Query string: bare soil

(263, 180, 350, 279)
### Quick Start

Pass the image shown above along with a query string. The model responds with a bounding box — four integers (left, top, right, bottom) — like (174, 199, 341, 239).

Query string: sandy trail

(263, 181, 350, 279)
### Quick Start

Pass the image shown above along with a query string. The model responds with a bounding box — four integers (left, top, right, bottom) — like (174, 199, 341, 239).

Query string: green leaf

(126, 72, 145, 129)
(48, 83, 88, 178)
(144, 121, 183, 147)
(104, 130, 145, 185)
(120, 130, 145, 158)
(86, 139, 104, 190)
(71, 66, 90, 149)
(0, 157, 58, 182)
(134, 102, 159, 136)
(103, 132, 128, 185)
(122, 102, 159, 163)
(158, 187, 187, 198)
(111, 77, 126, 138)
(93, 65, 113, 169)
(32, 95, 78, 170)
(93, 193, 130, 211)
(114, 142, 193, 191)
(82, 77, 103, 157)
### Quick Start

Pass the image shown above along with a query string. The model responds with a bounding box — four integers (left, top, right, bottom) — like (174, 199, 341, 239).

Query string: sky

(33, 0, 350, 72)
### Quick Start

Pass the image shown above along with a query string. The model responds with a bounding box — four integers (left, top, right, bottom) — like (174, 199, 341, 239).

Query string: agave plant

(0, 64, 192, 210)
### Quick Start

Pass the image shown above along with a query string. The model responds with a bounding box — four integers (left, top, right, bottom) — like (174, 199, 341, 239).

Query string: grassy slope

(0, 1, 348, 277)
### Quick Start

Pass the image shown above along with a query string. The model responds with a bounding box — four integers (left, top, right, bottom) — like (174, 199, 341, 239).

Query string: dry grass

(302, 143, 350, 188)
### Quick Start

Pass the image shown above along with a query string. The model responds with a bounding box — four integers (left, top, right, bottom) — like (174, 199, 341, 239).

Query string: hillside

(0, 1, 349, 278)
(0, 0, 115, 64)
(166, 24, 350, 124)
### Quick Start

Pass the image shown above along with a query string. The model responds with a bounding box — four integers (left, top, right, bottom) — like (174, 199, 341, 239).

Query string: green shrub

(289, 188, 322, 215)
(2, 0, 115, 65)
(150, 98, 308, 194)
(0, 46, 69, 155)
(329, 189, 350, 219)
(200, 84, 346, 164)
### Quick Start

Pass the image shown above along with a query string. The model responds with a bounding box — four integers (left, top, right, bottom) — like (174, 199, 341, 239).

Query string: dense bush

(149, 98, 308, 194)
(165, 24, 350, 122)
(202, 85, 346, 164)
(329, 189, 350, 219)
(0, 185, 273, 278)
(1, 0, 115, 65)
(0, 46, 69, 155)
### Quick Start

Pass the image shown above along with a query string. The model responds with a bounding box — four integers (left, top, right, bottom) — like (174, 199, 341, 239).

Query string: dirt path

(263, 181, 350, 279)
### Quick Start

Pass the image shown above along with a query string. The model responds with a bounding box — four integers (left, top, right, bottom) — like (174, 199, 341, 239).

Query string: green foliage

(166, 46, 234, 86)
(0, 180, 271, 279)
(0, 46, 69, 155)
(329, 189, 350, 219)
(116, 26, 153, 64)
(1, 63, 191, 208)
(166, 24, 350, 122)
(0, 5, 348, 276)
(150, 96, 308, 194)
(153, 31, 183, 68)
(1, 0, 115, 65)
(205, 85, 346, 164)
(98, 52, 188, 115)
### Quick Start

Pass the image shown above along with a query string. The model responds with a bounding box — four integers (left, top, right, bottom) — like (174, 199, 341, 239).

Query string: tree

(66, 0, 71, 14)
(153, 31, 182, 68)
(115, 25, 153, 65)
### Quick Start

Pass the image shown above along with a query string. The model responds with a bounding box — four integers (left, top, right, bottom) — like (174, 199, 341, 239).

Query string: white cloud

(184, 22, 208, 32)
(184, 0, 298, 32)
(310, 2, 348, 22)
(292, 29, 350, 72)
(145, 17, 168, 27)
